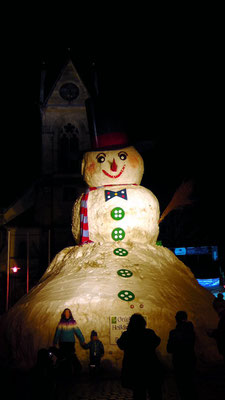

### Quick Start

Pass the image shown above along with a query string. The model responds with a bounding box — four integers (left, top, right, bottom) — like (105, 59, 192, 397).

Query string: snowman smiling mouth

(102, 164, 126, 179)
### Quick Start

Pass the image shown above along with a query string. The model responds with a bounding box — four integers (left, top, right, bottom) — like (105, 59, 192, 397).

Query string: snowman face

(82, 146, 144, 187)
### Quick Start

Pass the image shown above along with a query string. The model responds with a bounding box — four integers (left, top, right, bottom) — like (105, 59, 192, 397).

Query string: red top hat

(85, 97, 129, 150)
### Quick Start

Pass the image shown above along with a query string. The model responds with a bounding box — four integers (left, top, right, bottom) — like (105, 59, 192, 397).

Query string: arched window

(58, 124, 79, 172)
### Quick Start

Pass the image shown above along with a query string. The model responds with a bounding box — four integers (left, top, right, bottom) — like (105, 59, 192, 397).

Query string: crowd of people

(32, 293, 225, 400)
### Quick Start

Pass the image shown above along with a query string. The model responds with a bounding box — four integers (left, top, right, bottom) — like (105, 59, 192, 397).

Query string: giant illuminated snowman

(0, 105, 221, 370)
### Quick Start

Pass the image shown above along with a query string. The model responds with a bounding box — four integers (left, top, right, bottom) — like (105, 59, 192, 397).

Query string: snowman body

(0, 146, 221, 370)
(73, 185, 159, 245)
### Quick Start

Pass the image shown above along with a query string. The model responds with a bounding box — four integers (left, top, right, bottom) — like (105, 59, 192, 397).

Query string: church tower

(41, 59, 91, 175)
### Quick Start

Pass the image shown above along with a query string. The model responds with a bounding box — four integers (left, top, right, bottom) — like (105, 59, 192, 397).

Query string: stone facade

(41, 59, 91, 175)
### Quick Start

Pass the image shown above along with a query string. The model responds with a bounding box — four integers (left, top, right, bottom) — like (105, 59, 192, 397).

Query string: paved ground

(67, 365, 225, 400)
(1, 363, 224, 399)
(68, 378, 133, 400)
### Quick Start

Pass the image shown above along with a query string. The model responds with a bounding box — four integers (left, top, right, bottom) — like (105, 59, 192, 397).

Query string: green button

(114, 248, 128, 256)
(118, 290, 135, 301)
(111, 207, 125, 220)
(117, 269, 133, 278)
(111, 228, 125, 241)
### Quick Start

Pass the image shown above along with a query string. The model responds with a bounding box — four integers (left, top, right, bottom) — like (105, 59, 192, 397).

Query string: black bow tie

(105, 189, 128, 202)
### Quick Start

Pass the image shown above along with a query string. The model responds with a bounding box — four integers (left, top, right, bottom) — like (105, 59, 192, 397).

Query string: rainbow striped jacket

(53, 318, 85, 345)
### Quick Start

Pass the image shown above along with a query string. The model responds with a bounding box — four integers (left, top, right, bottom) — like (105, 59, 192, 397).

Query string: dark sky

(0, 29, 222, 246)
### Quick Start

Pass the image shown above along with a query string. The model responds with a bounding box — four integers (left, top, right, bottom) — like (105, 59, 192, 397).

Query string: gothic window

(58, 123, 79, 172)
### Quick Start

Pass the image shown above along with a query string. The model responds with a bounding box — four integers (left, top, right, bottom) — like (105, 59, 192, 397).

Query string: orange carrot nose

(111, 158, 117, 172)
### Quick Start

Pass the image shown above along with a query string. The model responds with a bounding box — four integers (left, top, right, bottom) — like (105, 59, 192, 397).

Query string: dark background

(0, 18, 222, 248)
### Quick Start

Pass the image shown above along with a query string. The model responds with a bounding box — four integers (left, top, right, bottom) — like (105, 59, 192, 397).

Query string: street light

(11, 266, 21, 273)
(6, 230, 30, 311)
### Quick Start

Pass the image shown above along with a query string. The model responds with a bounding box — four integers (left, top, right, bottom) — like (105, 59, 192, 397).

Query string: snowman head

(81, 146, 144, 187)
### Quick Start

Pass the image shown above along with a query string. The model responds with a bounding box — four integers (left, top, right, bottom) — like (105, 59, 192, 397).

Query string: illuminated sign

(187, 246, 209, 255)
(197, 278, 220, 288)
(171, 246, 218, 260)
(110, 315, 148, 344)
(110, 316, 130, 344)
(174, 247, 186, 255)
(212, 246, 218, 261)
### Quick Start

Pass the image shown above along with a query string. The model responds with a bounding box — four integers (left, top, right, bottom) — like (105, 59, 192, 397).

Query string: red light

(11, 266, 20, 273)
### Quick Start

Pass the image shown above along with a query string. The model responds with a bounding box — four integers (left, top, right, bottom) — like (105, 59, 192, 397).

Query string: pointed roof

(43, 59, 89, 108)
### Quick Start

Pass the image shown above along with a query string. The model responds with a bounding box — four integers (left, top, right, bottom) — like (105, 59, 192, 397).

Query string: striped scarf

(80, 187, 97, 244)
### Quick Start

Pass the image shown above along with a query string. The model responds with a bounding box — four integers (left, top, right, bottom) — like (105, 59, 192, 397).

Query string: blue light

(197, 278, 220, 288)
(211, 288, 225, 297)
(187, 246, 209, 255)
(172, 245, 219, 259)
(211, 246, 218, 261)
(174, 247, 186, 256)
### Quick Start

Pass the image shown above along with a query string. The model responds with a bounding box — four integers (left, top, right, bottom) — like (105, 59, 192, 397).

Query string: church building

(0, 58, 91, 309)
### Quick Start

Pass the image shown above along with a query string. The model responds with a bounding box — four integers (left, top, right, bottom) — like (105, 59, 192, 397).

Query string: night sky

(0, 29, 222, 247)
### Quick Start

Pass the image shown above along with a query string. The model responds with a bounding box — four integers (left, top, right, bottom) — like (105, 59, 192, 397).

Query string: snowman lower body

(1, 242, 221, 369)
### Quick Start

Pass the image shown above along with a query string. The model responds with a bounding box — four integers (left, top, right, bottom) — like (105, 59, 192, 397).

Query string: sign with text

(110, 315, 148, 344)
(110, 315, 130, 344)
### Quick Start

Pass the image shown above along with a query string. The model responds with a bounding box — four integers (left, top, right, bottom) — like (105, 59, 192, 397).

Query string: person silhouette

(208, 307, 225, 366)
(213, 293, 225, 314)
(167, 311, 197, 400)
(117, 313, 163, 400)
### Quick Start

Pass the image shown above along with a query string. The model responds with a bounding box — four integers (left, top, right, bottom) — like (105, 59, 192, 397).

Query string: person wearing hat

(83, 330, 104, 377)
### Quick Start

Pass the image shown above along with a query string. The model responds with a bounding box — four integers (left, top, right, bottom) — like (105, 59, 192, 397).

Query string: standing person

(83, 330, 104, 377)
(117, 313, 163, 400)
(208, 308, 225, 366)
(213, 293, 225, 314)
(30, 348, 56, 400)
(167, 311, 197, 400)
(53, 308, 85, 376)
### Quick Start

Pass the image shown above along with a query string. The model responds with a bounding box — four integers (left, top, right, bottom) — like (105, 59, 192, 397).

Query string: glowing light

(212, 246, 218, 261)
(11, 266, 20, 273)
(172, 246, 219, 260)
(197, 278, 220, 288)
(174, 247, 186, 256)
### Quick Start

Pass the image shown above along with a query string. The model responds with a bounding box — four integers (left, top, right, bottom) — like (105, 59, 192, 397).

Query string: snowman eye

(118, 151, 127, 161)
(96, 153, 106, 163)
